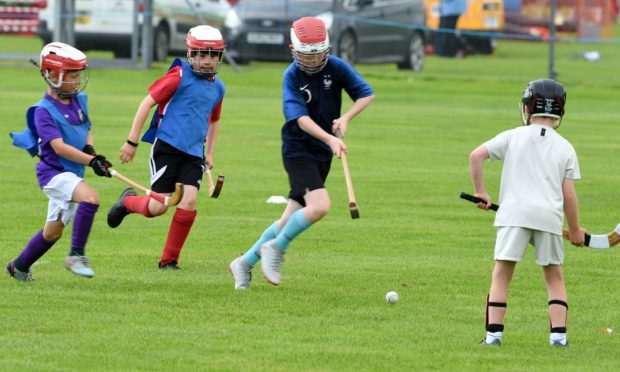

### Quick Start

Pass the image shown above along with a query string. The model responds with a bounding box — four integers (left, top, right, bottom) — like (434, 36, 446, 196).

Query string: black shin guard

(548, 299, 568, 332)
(485, 295, 507, 331)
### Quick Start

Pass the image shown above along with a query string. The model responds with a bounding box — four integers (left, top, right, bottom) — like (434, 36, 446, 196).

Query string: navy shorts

(283, 157, 332, 206)
(150, 139, 204, 193)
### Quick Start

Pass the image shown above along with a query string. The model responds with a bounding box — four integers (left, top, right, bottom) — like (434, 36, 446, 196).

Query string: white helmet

(290, 17, 330, 74)
(40, 42, 88, 98)
(186, 25, 225, 78)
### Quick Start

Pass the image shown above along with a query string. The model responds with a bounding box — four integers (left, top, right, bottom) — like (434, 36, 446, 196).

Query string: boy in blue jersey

(7, 42, 113, 281)
(229, 16, 374, 289)
(108, 25, 226, 270)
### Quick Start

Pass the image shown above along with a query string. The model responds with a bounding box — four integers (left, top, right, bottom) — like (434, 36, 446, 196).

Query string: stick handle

(111, 169, 166, 205)
(459, 192, 499, 211)
(340, 153, 356, 204)
(460, 191, 592, 245)
(111, 170, 149, 194)
(335, 130, 356, 204)
(205, 168, 215, 194)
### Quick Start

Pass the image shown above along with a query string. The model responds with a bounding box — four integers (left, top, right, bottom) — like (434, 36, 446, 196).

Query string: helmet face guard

(40, 42, 89, 98)
(186, 25, 225, 79)
(290, 17, 330, 75)
(520, 79, 566, 128)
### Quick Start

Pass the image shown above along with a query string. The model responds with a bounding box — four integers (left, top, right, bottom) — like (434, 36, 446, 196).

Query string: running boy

(469, 79, 586, 346)
(229, 16, 374, 289)
(108, 25, 225, 270)
(7, 42, 112, 281)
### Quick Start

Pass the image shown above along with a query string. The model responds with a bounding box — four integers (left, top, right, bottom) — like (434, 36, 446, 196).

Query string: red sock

(124, 195, 153, 217)
(160, 208, 197, 264)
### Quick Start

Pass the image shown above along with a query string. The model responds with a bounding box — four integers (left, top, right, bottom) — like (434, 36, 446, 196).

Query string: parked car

(38, 0, 231, 61)
(224, 0, 427, 71)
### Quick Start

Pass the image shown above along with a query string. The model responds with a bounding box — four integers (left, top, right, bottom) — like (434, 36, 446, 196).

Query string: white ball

(385, 291, 399, 304)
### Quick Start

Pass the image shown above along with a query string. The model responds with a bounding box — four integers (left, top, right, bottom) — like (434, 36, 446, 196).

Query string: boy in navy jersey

(7, 42, 112, 281)
(108, 25, 225, 270)
(229, 16, 374, 289)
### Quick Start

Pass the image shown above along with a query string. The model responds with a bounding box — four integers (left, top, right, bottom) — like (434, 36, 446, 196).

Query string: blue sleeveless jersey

(155, 61, 225, 158)
(11, 93, 90, 178)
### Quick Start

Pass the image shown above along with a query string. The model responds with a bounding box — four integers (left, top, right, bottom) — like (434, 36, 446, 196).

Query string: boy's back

(485, 123, 580, 233)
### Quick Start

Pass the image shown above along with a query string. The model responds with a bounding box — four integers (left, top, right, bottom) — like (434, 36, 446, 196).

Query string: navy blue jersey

(282, 56, 373, 161)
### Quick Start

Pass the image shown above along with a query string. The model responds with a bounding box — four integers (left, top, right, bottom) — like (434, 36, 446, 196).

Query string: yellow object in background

(426, 0, 505, 31)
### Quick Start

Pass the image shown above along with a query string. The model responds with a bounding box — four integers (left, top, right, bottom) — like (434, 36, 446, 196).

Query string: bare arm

(50, 138, 95, 165)
(205, 119, 220, 168)
(469, 144, 492, 209)
(562, 178, 585, 246)
(297, 115, 346, 158)
(86, 132, 94, 146)
(331, 95, 374, 136)
(120, 94, 157, 164)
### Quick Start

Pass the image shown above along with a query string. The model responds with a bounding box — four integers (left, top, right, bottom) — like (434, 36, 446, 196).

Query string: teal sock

(274, 209, 311, 251)
(243, 221, 280, 265)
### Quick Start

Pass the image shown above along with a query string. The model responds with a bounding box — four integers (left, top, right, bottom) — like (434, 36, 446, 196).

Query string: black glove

(89, 154, 113, 177)
(82, 144, 96, 156)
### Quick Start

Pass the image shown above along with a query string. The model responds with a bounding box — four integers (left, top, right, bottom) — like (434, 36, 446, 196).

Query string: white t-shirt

(484, 124, 580, 234)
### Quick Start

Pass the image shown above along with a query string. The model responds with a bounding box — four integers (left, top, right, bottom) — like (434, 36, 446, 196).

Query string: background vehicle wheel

(153, 24, 170, 62)
(114, 48, 131, 59)
(398, 32, 424, 71)
(338, 31, 357, 65)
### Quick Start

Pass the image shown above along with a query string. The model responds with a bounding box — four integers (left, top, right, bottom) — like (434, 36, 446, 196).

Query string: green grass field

(1, 34, 620, 370)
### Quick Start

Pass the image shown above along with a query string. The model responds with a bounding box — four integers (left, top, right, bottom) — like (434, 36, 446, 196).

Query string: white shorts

(494, 226, 564, 266)
(42, 172, 83, 226)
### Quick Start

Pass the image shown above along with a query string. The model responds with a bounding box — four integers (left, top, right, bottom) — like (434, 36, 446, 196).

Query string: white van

(38, 0, 231, 61)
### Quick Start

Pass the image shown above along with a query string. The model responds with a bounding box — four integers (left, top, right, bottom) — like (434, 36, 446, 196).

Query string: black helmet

(520, 79, 566, 127)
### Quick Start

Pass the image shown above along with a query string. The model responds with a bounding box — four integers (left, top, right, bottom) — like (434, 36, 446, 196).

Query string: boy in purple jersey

(229, 17, 374, 289)
(7, 42, 113, 281)
(108, 25, 225, 270)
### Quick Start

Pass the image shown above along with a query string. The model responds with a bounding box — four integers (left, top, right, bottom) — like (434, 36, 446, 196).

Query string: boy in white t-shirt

(469, 79, 586, 347)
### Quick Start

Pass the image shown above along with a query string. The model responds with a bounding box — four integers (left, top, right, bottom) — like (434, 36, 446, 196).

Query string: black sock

(70, 247, 85, 256)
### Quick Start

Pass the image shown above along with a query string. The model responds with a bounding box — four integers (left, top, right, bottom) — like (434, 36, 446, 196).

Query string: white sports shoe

(260, 239, 285, 285)
(229, 256, 253, 290)
(64, 255, 95, 278)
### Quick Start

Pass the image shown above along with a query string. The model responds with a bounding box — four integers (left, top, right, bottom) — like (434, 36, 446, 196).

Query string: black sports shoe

(158, 260, 181, 270)
(107, 188, 137, 228)
(6, 260, 34, 281)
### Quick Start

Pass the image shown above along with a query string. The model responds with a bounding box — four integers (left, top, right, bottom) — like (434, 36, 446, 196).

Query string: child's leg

(260, 189, 328, 285)
(484, 260, 516, 344)
(273, 188, 329, 251)
(241, 200, 302, 265)
(13, 221, 63, 272)
(159, 186, 197, 267)
(544, 264, 568, 345)
(242, 221, 281, 265)
(70, 201, 99, 256)
(65, 182, 100, 277)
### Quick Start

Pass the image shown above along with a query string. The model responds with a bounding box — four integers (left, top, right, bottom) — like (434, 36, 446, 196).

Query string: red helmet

(40, 42, 88, 97)
(290, 17, 330, 74)
(186, 25, 225, 78)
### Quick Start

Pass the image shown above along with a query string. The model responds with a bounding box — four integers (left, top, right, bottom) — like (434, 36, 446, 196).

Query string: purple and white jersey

(34, 93, 88, 188)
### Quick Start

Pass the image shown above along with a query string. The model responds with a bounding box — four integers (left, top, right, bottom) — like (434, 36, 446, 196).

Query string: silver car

(224, 0, 426, 71)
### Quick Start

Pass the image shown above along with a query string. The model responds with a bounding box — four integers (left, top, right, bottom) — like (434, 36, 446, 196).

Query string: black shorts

(150, 139, 204, 193)
(283, 157, 332, 206)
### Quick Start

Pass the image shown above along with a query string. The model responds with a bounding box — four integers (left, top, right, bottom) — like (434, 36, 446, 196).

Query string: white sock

(486, 331, 503, 343)
(550, 332, 567, 345)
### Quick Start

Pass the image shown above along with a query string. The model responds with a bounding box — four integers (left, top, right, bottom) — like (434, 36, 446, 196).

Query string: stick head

(349, 202, 360, 219)
(210, 175, 224, 198)
(166, 183, 184, 206)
